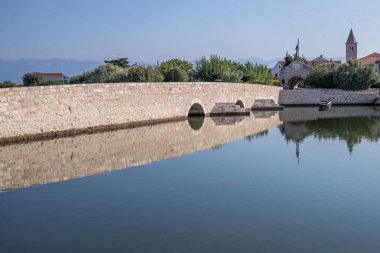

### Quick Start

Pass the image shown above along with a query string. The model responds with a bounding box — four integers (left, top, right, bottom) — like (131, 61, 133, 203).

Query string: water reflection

(0, 114, 280, 191)
(1, 106, 380, 191)
(187, 116, 205, 130)
(279, 107, 380, 160)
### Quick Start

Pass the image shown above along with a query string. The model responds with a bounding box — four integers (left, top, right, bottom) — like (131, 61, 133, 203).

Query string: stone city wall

(279, 89, 379, 106)
(0, 115, 280, 191)
(0, 82, 281, 142)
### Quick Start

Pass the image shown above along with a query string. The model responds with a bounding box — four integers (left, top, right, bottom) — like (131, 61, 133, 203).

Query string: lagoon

(1, 107, 380, 253)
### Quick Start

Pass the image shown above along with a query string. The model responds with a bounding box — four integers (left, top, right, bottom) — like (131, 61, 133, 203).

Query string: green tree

(70, 64, 128, 84)
(23, 72, 43, 86)
(305, 60, 379, 90)
(126, 66, 164, 82)
(333, 60, 378, 90)
(37, 80, 61, 86)
(237, 62, 277, 85)
(104, 58, 130, 68)
(193, 55, 239, 82)
(165, 68, 189, 82)
(284, 52, 294, 66)
(0, 81, 16, 88)
(304, 63, 337, 88)
(159, 59, 192, 82)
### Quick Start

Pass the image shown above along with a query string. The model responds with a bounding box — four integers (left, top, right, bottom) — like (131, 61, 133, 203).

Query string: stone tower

(346, 29, 358, 62)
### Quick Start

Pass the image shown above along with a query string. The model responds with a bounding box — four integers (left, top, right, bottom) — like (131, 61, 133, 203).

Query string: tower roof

(346, 29, 357, 44)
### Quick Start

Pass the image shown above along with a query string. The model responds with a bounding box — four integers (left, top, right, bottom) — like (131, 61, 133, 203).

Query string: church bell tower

(346, 29, 358, 62)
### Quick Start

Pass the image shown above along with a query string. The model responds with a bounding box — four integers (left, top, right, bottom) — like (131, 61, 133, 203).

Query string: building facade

(270, 61, 285, 78)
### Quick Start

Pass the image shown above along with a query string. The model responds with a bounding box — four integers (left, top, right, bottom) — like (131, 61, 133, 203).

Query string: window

(350, 46, 354, 52)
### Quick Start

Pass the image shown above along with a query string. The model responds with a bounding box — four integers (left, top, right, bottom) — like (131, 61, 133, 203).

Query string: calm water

(1, 107, 380, 253)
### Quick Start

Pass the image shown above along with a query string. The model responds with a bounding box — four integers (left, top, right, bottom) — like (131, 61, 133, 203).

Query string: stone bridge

(0, 82, 281, 143)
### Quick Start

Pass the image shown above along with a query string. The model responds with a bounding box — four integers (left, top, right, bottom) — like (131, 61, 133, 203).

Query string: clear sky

(0, 0, 379, 62)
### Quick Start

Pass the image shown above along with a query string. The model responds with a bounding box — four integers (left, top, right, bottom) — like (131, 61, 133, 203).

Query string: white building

(270, 61, 285, 78)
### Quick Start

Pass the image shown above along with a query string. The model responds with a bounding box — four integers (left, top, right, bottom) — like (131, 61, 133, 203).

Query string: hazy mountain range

(0, 57, 345, 83)
(0, 58, 102, 83)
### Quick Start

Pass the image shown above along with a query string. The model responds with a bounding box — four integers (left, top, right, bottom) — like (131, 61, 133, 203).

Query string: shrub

(237, 62, 277, 85)
(126, 66, 164, 82)
(334, 61, 378, 90)
(23, 72, 43, 86)
(304, 63, 337, 88)
(193, 55, 238, 81)
(221, 70, 243, 83)
(37, 80, 61, 86)
(305, 60, 379, 90)
(0, 81, 16, 88)
(70, 64, 128, 84)
(165, 68, 189, 82)
(159, 59, 192, 82)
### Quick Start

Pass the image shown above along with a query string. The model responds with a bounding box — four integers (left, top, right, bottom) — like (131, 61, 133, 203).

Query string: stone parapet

(279, 89, 379, 106)
(0, 82, 281, 142)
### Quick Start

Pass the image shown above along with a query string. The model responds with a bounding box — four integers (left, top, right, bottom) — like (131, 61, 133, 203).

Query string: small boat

(319, 99, 332, 111)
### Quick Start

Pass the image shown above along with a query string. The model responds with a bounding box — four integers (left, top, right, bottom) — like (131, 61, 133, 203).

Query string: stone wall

(279, 106, 380, 122)
(0, 115, 280, 191)
(279, 89, 379, 105)
(0, 82, 281, 142)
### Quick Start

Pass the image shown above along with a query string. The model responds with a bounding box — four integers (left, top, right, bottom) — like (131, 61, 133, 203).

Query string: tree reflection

(280, 117, 380, 155)
(305, 117, 380, 153)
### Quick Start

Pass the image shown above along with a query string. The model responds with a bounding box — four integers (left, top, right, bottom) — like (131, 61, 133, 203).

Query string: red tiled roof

(38, 73, 64, 77)
(359, 52, 380, 65)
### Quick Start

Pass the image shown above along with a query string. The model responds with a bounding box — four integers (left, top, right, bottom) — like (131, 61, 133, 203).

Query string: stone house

(358, 52, 380, 66)
(39, 73, 69, 84)
(308, 55, 341, 67)
(270, 61, 285, 78)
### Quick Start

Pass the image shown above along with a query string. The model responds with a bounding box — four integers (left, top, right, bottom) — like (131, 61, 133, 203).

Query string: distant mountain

(0, 58, 102, 83)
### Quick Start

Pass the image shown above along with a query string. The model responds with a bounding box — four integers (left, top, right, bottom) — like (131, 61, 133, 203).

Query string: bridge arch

(236, 100, 245, 109)
(188, 103, 205, 116)
(288, 76, 305, 90)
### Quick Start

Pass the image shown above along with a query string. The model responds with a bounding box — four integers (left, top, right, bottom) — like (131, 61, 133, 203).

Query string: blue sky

(0, 0, 379, 62)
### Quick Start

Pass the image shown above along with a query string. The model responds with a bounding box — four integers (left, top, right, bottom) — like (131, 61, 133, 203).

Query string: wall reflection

(0, 114, 280, 191)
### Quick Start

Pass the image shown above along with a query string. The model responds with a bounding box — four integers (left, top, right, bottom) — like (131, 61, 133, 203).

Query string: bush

(165, 68, 189, 82)
(221, 70, 243, 83)
(193, 55, 238, 81)
(334, 61, 378, 90)
(0, 81, 16, 88)
(305, 60, 379, 90)
(159, 59, 192, 82)
(23, 72, 43, 86)
(237, 62, 277, 85)
(304, 63, 337, 88)
(70, 64, 128, 84)
(37, 80, 61, 86)
(126, 66, 164, 82)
